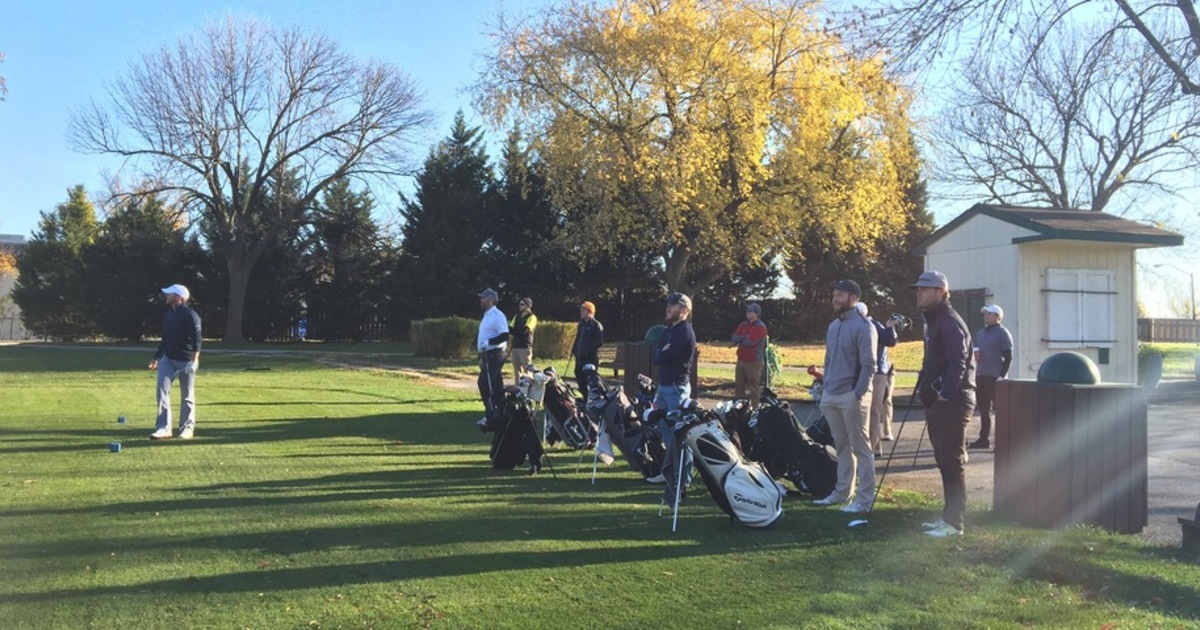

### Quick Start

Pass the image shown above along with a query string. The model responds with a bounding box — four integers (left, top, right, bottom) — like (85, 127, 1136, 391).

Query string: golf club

(848, 374, 921, 528)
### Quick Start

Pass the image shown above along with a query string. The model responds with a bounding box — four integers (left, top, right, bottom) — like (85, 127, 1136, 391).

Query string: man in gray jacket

(814, 279, 878, 513)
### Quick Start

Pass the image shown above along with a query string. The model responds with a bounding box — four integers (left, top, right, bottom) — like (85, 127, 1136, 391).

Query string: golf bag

(488, 389, 544, 470)
(712, 398, 755, 455)
(588, 386, 664, 479)
(748, 394, 837, 498)
(680, 411, 784, 528)
(542, 372, 597, 450)
(806, 415, 835, 448)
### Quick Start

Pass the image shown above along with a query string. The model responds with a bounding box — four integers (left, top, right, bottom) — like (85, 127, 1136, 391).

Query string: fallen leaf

(662, 571, 675, 576)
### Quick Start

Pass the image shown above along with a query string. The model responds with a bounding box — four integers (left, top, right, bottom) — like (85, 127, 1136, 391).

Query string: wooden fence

(1137, 318, 1200, 343)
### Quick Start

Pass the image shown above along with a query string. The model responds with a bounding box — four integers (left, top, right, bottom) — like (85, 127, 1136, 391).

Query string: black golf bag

(488, 389, 544, 470)
(806, 415, 835, 448)
(712, 398, 755, 455)
(589, 385, 664, 479)
(542, 373, 598, 450)
(748, 395, 837, 498)
(679, 408, 784, 528)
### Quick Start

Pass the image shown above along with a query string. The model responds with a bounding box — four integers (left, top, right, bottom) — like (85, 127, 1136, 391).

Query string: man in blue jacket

(650, 292, 697, 498)
(149, 284, 202, 440)
(912, 270, 976, 538)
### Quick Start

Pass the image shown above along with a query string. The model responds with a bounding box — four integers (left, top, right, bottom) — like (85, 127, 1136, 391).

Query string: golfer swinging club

(149, 283, 202, 440)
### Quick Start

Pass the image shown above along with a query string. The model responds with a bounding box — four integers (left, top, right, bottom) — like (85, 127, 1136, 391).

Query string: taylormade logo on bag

(732, 493, 768, 510)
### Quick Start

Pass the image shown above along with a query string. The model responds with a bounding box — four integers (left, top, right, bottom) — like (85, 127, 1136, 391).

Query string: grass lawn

(1, 345, 1197, 629)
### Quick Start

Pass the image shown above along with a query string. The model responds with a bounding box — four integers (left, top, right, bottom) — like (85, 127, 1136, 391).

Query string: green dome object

(1036, 352, 1102, 385)
(644, 324, 668, 345)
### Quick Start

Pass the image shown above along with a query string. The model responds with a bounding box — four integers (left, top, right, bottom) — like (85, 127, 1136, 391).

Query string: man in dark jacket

(912, 270, 976, 538)
(571, 301, 604, 390)
(149, 284, 202, 440)
(650, 292, 698, 497)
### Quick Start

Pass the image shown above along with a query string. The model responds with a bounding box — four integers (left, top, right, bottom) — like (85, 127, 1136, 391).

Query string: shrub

(533, 321, 575, 361)
(410, 317, 476, 358)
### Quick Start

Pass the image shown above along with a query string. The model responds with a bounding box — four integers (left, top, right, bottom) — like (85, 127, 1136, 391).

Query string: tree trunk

(223, 256, 251, 343)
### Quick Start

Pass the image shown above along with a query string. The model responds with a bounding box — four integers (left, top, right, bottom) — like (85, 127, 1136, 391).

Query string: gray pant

(156, 358, 196, 432)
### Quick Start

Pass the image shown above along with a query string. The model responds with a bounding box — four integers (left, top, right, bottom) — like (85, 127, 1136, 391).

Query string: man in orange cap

(571, 300, 604, 390)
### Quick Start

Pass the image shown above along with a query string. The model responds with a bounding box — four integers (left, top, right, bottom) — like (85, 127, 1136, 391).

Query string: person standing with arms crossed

(969, 304, 1012, 450)
(814, 280, 877, 514)
(476, 288, 510, 430)
(650, 292, 697, 497)
(911, 270, 976, 538)
(731, 303, 768, 408)
(149, 284, 202, 440)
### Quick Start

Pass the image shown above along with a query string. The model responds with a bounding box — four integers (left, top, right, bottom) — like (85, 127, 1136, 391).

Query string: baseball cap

(832, 279, 862, 297)
(910, 270, 949, 290)
(580, 301, 596, 315)
(161, 284, 190, 301)
(745, 302, 762, 314)
(981, 304, 1004, 318)
(478, 288, 499, 301)
(665, 292, 692, 310)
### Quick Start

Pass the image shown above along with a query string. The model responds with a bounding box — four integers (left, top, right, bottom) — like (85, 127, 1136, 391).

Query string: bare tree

(934, 20, 1200, 212)
(840, 1, 1200, 96)
(69, 17, 430, 341)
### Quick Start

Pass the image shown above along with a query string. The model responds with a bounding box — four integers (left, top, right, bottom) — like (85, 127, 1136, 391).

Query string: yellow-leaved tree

(476, 0, 918, 295)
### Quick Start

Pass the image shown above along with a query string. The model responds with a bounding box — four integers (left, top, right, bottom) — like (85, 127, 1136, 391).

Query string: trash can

(994, 353, 1148, 534)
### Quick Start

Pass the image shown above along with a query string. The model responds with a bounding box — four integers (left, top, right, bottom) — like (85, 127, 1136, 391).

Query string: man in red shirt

(731, 303, 769, 407)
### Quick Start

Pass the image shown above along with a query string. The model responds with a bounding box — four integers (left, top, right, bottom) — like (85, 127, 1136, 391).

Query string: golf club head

(847, 519, 869, 528)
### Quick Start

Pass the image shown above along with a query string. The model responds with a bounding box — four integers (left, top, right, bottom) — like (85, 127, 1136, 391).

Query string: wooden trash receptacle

(620, 342, 699, 398)
(994, 380, 1148, 534)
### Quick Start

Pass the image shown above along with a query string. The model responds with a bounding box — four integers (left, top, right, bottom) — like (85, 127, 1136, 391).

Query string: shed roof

(913, 204, 1184, 255)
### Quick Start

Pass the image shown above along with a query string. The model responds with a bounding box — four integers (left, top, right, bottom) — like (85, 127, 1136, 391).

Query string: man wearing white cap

(475, 288, 510, 431)
(149, 284, 202, 440)
(970, 304, 1013, 450)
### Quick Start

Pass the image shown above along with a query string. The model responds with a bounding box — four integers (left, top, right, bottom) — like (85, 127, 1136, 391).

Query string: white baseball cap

(981, 304, 1004, 318)
(162, 284, 190, 301)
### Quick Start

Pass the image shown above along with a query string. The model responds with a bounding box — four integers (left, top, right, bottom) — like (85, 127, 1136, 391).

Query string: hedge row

(410, 317, 576, 360)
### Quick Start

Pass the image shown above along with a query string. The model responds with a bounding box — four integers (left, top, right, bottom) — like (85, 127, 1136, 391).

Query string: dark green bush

(410, 317, 476, 358)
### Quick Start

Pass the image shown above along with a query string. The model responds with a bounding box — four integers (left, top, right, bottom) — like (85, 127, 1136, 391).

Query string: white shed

(913, 204, 1183, 384)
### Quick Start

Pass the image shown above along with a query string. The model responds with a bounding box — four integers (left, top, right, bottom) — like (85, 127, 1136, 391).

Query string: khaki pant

(819, 389, 875, 506)
(511, 348, 532, 383)
(734, 360, 764, 407)
(869, 372, 894, 452)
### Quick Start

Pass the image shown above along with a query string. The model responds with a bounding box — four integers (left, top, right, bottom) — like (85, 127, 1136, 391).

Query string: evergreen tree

(305, 178, 387, 340)
(394, 112, 497, 323)
(485, 128, 567, 305)
(79, 192, 196, 341)
(12, 185, 100, 340)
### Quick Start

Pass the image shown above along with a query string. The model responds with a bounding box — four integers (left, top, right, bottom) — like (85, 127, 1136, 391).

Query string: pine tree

(306, 178, 387, 340)
(79, 192, 195, 341)
(12, 185, 100, 340)
(393, 112, 497, 323)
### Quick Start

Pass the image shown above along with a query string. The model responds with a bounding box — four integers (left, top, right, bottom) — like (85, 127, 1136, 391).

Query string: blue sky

(0, 0, 540, 238)
(1, 0, 1194, 314)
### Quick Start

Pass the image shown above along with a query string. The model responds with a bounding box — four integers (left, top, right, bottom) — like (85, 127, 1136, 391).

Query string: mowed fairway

(1, 346, 1197, 629)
